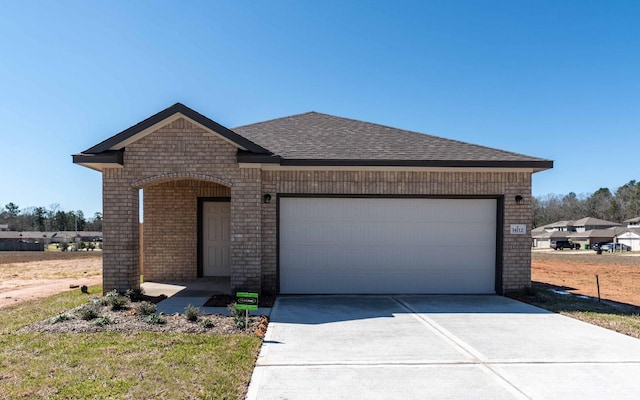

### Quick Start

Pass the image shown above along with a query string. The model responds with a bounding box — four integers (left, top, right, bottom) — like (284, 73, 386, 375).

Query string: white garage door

(279, 197, 497, 294)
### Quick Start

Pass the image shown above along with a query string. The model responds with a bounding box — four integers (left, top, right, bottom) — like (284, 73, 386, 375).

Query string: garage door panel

(279, 198, 497, 294)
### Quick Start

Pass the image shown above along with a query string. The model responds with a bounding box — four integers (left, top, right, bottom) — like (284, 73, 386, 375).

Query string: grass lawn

(0, 287, 262, 399)
(508, 284, 640, 339)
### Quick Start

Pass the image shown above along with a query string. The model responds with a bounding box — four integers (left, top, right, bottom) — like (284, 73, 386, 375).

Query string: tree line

(0, 203, 102, 232)
(534, 179, 640, 227)
(4, 179, 639, 232)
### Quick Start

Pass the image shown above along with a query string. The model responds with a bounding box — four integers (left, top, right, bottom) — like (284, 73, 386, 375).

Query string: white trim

(76, 163, 123, 172)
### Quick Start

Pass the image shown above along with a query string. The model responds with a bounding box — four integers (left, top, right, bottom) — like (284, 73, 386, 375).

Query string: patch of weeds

(94, 316, 113, 326)
(103, 290, 129, 311)
(184, 304, 200, 322)
(143, 314, 166, 325)
(201, 318, 215, 329)
(50, 313, 72, 324)
(76, 302, 101, 321)
(125, 287, 145, 302)
(136, 301, 157, 316)
(227, 303, 247, 329)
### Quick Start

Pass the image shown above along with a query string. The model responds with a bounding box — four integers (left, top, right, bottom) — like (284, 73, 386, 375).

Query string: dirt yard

(3, 250, 639, 310)
(0, 251, 102, 308)
(532, 250, 640, 307)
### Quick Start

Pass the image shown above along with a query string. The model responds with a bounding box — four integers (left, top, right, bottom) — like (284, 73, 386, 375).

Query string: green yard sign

(236, 292, 258, 311)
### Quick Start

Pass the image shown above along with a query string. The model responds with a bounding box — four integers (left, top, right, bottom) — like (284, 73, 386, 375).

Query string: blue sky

(1, 0, 638, 217)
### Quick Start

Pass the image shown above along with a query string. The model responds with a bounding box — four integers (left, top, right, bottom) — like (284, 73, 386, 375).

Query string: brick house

(73, 103, 552, 295)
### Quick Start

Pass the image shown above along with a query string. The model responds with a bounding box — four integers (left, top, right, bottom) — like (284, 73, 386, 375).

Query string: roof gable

(83, 103, 271, 155)
(74, 103, 553, 171)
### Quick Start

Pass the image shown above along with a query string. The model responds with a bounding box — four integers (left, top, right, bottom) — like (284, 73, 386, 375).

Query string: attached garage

(279, 197, 498, 294)
(74, 103, 553, 295)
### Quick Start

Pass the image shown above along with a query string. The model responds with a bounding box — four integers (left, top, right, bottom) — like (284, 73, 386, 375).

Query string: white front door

(202, 201, 230, 276)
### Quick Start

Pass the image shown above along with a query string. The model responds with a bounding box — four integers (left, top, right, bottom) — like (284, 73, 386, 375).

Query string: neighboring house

(623, 217, 640, 229)
(531, 229, 571, 249)
(0, 224, 8, 231)
(616, 229, 640, 251)
(73, 103, 552, 296)
(568, 227, 627, 249)
(532, 217, 621, 249)
(0, 231, 102, 243)
(570, 217, 622, 232)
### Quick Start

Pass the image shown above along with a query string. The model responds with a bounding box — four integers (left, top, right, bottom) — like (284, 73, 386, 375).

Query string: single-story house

(73, 103, 552, 295)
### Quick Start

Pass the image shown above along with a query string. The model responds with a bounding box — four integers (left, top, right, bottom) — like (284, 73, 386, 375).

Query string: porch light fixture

(515, 195, 524, 204)
(263, 194, 272, 204)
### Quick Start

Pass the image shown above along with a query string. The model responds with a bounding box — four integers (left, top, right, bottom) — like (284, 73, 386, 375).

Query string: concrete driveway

(246, 295, 640, 399)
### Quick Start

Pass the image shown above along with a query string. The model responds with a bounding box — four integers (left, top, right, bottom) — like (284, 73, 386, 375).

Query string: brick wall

(260, 170, 533, 294)
(143, 180, 230, 281)
(100, 116, 533, 296)
(101, 118, 262, 293)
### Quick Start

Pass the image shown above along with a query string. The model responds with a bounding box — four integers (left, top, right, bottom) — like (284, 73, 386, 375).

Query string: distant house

(532, 217, 621, 249)
(0, 224, 8, 231)
(568, 227, 627, 249)
(623, 217, 640, 229)
(0, 231, 102, 244)
(616, 217, 640, 250)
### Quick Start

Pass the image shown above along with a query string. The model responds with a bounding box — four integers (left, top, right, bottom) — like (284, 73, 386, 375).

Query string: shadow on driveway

(272, 294, 550, 325)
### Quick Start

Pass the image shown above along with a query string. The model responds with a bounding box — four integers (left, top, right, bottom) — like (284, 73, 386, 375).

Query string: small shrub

(125, 287, 145, 302)
(227, 303, 247, 329)
(77, 302, 101, 321)
(136, 301, 157, 316)
(201, 318, 215, 329)
(50, 313, 71, 324)
(101, 289, 120, 305)
(143, 314, 166, 325)
(103, 290, 129, 311)
(184, 304, 200, 322)
(94, 316, 112, 326)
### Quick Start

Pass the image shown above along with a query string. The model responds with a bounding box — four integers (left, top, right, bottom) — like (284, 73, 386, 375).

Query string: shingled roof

(74, 103, 553, 170)
(234, 111, 551, 168)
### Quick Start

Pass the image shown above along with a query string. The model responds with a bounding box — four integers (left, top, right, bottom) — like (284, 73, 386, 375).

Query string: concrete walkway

(247, 295, 640, 399)
(141, 281, 271, 317)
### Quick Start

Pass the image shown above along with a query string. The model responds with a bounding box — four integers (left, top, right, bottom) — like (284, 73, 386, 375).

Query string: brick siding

(101, 117, 533, 295)
(259, 170, 533, 294)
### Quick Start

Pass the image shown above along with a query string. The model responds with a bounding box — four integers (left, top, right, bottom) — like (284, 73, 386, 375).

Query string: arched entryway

(135, 175, 231, 289)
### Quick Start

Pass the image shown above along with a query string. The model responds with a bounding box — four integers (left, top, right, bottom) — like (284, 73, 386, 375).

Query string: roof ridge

(232, 111, 318, 129)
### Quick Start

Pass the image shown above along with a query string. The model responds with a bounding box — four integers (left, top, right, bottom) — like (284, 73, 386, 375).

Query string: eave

(236, 151, 553, 172)
(72, 150, 124, 172)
